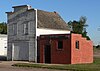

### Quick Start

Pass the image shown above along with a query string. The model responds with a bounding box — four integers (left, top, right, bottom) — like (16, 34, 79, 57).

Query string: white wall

(0, 35, 7, 56)
(36, 28, 70, 36)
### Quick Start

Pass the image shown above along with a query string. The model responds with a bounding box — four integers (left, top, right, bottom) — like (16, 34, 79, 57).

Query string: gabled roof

(37, 10, 70, 30)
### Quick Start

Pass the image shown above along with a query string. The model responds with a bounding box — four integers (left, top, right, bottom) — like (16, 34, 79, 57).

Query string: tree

(0, 22, 7, 34)
(68, 16, 90, 40)
(96, 45, 100, 48)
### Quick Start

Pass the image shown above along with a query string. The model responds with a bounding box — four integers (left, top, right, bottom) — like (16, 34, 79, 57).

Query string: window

(13, 23, 17, 35)
(24, 23, 28, 35)
(76, 41, 79, 49)
(23, 22, 30, 35)
(58, 40, 63, 49)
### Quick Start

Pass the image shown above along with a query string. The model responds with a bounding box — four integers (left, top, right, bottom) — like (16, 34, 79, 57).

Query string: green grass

(12, 58, 100, 71)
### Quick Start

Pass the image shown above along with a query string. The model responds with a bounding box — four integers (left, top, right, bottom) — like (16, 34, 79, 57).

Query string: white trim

(35, 9, 37, 62)
(36, 28, 70, 36)
(38, 28, 70, 31)
(12, 43, 14, 61)
(35, 9, 37, 37)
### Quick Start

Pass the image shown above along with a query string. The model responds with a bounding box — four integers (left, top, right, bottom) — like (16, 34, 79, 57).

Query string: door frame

(44, 44, 51, 63)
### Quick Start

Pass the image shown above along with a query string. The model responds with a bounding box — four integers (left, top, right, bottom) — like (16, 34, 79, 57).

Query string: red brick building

(37, 33, 93, 64)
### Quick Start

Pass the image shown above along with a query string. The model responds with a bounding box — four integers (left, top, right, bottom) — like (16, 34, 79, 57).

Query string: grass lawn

(12, 58, 100, 71)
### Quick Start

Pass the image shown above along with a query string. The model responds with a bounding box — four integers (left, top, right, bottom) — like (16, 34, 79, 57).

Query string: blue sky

(0, 0, 100, 45)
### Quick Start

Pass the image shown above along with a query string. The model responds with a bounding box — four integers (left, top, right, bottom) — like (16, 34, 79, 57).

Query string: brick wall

(51, 36, 71, 64)
(39, 34, 71, 64)
(71, 34, 93, 64)
(39, 34, 93, 64)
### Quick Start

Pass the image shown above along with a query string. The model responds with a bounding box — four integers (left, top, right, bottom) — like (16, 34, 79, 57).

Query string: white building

(0, 34, 7, 56)
(6, 5, 70, 62)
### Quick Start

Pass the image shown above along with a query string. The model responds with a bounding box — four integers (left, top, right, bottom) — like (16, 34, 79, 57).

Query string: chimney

(12, 5, 31, 12)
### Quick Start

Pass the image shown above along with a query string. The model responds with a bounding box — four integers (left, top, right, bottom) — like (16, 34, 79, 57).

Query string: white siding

(0, 35, 7, 56)
(36, 28, 70, 36)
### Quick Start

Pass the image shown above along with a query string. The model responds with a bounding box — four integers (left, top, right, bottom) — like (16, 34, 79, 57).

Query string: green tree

(68, 16, 90, 40)
(0, 22, 7, 34)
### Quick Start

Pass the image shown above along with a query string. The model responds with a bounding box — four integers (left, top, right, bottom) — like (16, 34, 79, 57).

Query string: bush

(96, 45, 100, 48)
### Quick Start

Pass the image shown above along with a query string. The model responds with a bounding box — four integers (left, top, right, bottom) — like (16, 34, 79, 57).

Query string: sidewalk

(0, 61, 64, 71)
(0, 61, 30, 68)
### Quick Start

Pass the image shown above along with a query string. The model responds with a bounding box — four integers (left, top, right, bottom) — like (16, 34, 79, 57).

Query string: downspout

(35, 9, 37, 62)
(70, 32, 72, 64)
(12, 43, 14, 61)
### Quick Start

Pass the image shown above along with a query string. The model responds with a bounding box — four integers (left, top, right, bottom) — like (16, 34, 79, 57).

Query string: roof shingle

(37, 10, 70, 30)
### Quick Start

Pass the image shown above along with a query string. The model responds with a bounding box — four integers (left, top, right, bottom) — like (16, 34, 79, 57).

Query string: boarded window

(13, 23, 17, 35)
(23, 22, 30, 35)
(58, 40, 63, 49)
(76, 41, 79, 49)
(24, 23, 28, 35)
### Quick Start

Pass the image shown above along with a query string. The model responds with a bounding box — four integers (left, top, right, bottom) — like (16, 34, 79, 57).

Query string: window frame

(57, 40, 63, 50)
(23, 21, 30, 35)
(13, 23, 17, 35)
(76, 40, 79, 49)
(24, 23, 28, 35)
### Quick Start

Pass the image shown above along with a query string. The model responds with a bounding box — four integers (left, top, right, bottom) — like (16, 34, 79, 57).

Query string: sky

(0, 0, 100, 45)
